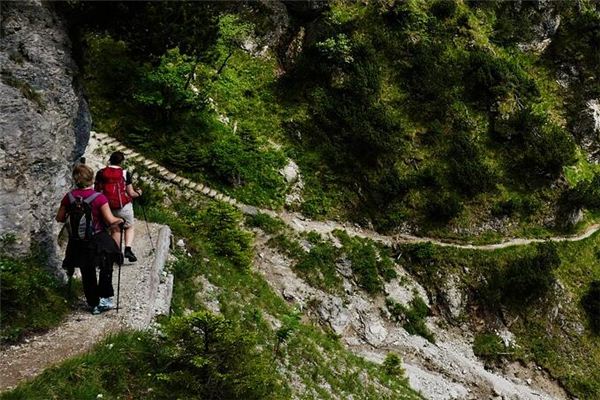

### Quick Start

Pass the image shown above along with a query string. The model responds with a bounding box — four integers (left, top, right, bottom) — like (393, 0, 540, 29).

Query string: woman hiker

(56, 164, 125, 314)
(94, 151, 142, 262)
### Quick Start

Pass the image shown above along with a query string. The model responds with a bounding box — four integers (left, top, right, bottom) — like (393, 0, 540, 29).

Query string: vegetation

(2, 312, 285, 400)
(479, 242, 561, 311)
(582, 281, 600, 335)
(0, 235, 76, 343)
(386, 296, 435, 343)
(9, 1, 599, 398)
(54, 0, 600, 239)
(472, 333, 513, 364)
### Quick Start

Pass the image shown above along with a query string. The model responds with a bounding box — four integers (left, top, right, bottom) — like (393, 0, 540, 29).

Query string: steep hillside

(56, 0, 600, 239)
(3, 1, 600, 399)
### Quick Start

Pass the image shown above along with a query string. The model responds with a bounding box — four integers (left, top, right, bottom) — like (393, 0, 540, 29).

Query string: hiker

(94, 151, 142, 262)
(56, 164, 125, 315)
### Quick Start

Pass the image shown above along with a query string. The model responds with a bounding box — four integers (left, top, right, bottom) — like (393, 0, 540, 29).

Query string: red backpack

(95, 167, 131, 209)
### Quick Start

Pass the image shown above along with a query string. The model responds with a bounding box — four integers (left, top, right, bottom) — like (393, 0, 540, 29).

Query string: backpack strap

(67, 191, 76, 204)
(84, 192, 101, 204)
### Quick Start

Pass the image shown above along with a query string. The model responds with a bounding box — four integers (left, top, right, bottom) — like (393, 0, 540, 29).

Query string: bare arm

(56, 205, 67, 223)
(126, 184, 141, 198)
(100, 203, 124, 226)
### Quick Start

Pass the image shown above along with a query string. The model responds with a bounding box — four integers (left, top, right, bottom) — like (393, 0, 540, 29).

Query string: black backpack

(66, 191, 101, 241)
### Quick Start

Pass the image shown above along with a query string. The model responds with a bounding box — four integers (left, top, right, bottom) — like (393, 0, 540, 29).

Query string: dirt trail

(0, 223, 171, 392)
(0, 143, 173, 392)
(90, 131, 600, 250)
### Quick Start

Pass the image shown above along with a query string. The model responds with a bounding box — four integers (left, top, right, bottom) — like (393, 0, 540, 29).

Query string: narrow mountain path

(91, 131, 600, 250)
(0, 151, 173, 392)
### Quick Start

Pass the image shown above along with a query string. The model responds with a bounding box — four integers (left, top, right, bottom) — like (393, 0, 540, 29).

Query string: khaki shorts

(112, 202, 134, 227)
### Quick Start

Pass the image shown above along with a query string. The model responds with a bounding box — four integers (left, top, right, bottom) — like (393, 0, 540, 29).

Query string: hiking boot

(92, 306, 101, 315)
(99, 297, 113, 311)
(124, 247, 137, 262)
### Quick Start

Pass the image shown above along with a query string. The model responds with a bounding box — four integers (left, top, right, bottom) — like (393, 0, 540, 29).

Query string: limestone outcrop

(0, 0, 90, 267)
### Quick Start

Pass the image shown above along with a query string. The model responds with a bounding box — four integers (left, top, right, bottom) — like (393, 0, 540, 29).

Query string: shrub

(245, 213, 286, 235)
(582, 281, 600, 335)
(0, 244, 72, 343)
(430, 0, 457, 20)
(473, 333, 511, 363)
(447, 133, 496, 196)
(294, 241, 342, 292)
(426, 191, 463, 222)
(208, 133, 287, 206)
(386, 296, 435, 343)
(482, 242, 560, 311)
(153, 311, 284, 399)
(382, 353, 406, 378)
(200, 203, 253, 269)
(346, 241, 383, 294)
(267, 234, 305, 260)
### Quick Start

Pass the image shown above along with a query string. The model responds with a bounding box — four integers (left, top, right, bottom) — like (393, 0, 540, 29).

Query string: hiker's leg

(80, 252, 99, 308)
(124, 225, 134, 247)
(98, 253, 115, 298)
(113, 203, 134, 247)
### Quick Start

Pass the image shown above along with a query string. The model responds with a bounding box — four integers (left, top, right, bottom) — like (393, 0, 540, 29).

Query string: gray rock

(0, 0, 90, 271)
(574, 99, 600, 161)
(279, 159, 299, 184)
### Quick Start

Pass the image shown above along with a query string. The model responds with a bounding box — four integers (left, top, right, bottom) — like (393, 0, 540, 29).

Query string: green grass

(0, 238, 78, 344)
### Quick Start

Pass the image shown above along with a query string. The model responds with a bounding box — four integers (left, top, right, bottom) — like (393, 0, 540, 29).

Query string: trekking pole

(136, 189, 155, 253)
(116, 222, 124, 313)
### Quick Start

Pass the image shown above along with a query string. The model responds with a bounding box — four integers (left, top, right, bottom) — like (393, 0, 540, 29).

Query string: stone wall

(0, 0, 90, 268)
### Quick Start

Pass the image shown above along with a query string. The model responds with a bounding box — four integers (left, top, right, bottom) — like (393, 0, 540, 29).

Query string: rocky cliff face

(0, 0, 90, 267)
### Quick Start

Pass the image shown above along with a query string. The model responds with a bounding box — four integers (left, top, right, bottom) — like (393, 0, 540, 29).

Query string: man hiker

(56, 164, 125, 314)
(95, 151, 142, 262)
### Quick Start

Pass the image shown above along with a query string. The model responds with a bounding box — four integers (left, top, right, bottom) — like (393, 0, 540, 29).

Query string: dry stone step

(173, 177, 184, 184)
(180, 178, 192, 187)
(165, 172, 177, 181)
(201, 187, 211, 195)
(208, 189, 217, 197)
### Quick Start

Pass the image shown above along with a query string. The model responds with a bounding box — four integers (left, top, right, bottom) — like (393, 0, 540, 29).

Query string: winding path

(92, 131, 600, 250)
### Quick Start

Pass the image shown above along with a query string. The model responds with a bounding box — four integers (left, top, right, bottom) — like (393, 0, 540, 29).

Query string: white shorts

(112, 202, 134, 227)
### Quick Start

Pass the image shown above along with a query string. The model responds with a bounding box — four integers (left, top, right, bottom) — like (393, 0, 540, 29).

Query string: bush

(386, 296, 435, 343)
(294, 241, 342, 292)
(157, 311, 283, 400)
(447, 133, 496, 196)
(207, 133, 287, 206)
(0, 241, 72, 343)
(245, 213, 285, 235)
(582, 281, 600, 335)
(382, 353, 406, 378)
(482, 242, 560, 310)
(267, 234, 305, 260)
(473, 333, 511, 363)
(426, 191, 463, 222)
(200, 203, 253, 269)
